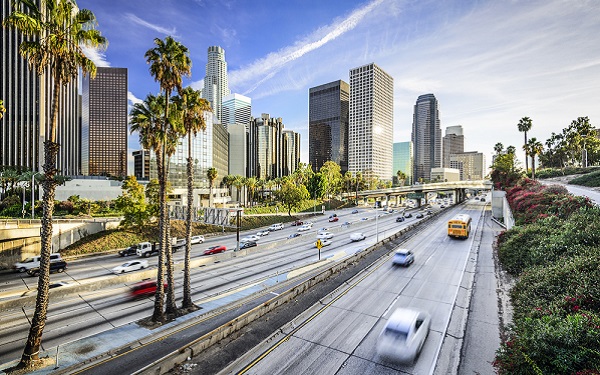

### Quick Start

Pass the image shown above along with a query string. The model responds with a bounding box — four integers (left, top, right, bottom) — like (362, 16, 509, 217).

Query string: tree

(307, 172, 327, 200)
(222, 174, 236, 199)
(490, 149, 523, 189)
(4, 0, 106, 367)
(232, 175, 245, 206)
(145, 36, 191, 319)
(245, 176, 257, 207)
(525, 137, 543, 179)
(517, 117, 533, 172)
(278, 179, 309, 216)
(172, 87, 210, 310)
(115, 176, 150, 228)
(494, 142, 504, 154)
(319, 161, 342, 198)
(396, 170, 407, 186)
(206, 167, 218, 207)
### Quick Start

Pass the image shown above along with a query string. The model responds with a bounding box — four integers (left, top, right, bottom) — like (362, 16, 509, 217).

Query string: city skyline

(72, 0, 600, 174)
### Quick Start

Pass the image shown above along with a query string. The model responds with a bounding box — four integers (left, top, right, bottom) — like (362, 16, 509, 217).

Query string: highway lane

(219, 201, 485, 375)
(0, 206, 435, 364)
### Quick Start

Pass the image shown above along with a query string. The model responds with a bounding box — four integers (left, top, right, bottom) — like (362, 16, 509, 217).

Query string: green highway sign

(407, 193, 424, 199)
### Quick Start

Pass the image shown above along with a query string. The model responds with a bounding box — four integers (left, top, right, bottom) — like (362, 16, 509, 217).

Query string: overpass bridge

(344, 180, 493, 207)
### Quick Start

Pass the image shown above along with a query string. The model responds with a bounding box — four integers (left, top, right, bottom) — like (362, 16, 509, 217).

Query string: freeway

(0, 205, 435, 366)
(218, 202, 485, 375)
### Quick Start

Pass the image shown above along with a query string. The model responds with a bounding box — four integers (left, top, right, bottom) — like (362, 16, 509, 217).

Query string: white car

(111, 260, 149, 274)
(297, 224, 312, 232)
(256, 230, 270, 236)
(316, 232, 334, 240)
(241, 234, 261, 242)
(191, 235, 205, 244)
(315, 239, 332, 248)
(350, 232, 366, 242)
(268, 223, 284, 231)
(377, 308, 431, 363)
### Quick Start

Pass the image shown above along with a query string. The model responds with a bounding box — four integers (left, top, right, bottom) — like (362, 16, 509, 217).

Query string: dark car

(118, 245, 138, 257)
(27, 260, 68, 277)
(396, 216, 405, 223)
(203, 245, 226, 255)
(288, 233, 301, 239)
(291, 220, 303, 226)
(240, 241, 257, 249)
(351, 209, 359, 214)
(416, 213, 424, 218)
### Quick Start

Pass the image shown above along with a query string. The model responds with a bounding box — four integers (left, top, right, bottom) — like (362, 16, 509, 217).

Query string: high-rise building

(133, 150, 150, 180)
(393, 142, 413, 185)
(308, 80, 349, 173)
(348, 63, 394, 181)
(282, 130, 301, 176)
(222, 93, 251, 129)
(450, 151, 487, 180)
(81, 67, 128, 177)
(443, 125, 464, 168)
(1, 0, 80, 175)
(228, 123, 247, 178)
(411, 93, 442, 182)
(202, 46, 230, 122)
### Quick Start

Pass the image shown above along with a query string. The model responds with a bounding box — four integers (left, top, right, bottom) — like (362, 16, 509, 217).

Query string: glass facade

(393, 142, 413, 185)
(412, 93, 442, 182)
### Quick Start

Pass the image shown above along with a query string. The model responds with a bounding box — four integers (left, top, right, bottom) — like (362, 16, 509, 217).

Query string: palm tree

(517, 117, 533, 172)
(526, 137, 544, 179)
(4, 0, 106, 367)
(130, 94, 166, 319)
(232, 175, 245, 206)
(172, 87, 210, 310)
(145, 36, 191, 319)
(207, 167, 218, 207)
(245, 176, 257, 207)
(396, 170, 407, 186)
(494, 142, 504, 154)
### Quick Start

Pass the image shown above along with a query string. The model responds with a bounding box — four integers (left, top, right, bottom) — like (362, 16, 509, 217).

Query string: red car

(291, 220, 303, 226)
(329, 217, 339, 222)
(130, 280, 167, 298)
(203, 245, 226, 255)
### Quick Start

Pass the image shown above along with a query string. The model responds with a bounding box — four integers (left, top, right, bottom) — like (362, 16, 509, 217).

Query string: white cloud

(81, 46, 110, 67)
(128, 91, 143, 106)
(125, 13, 177, 36)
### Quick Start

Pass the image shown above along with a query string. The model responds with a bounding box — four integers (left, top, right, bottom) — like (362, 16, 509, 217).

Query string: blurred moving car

(112, 260, 148, 274)
(329, 216, 339, 222)
(416, 213, 424, 218)
(291, 220, 303, 226)
(256, 230, 270, 236)
(268, 223, 284, 231)
(351, 209, 359, 214)
(241, 234, 261, 242)
(27, 260, 68, 277)
(297, 224, 312, 232)
(316, 231, 334, 240)
(288, 233, 301, 239)
(191, 235, 205, 244)
(396, 216, 405, 223)
(240, 241, 257, 249)
(119, 245, 138, 257)
(377, 308, 431, 363)
(130, 280, 167, 298)
(350, 233, 366, 242)
(404, 213, 413, 218)
(392, 249, 414, 266)
(203, 245, 226, 255)
(14, 253, 63, 273)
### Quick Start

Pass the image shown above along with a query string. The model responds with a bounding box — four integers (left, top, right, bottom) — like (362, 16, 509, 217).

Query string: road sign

(316, 239, 323, 249)
(407, 193, 424, 199)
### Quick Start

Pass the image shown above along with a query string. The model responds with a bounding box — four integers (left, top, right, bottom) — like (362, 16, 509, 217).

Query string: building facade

(133, 149, 150, 181)
(81, 67, 128, 177)
(221, 93, 251, 129)
(393, 141, 413, 185)
(202, 46, 230, 122)
(348, 63, 394, 181)
(412, 93, 442, 182)
(442, 125, 464, 168)
(282, 130, 301, 176)
(308, 80, 349, 173)
(430, 167, 460, 182)
(449, 151, 487, 180)
(1, 0, 80, 175)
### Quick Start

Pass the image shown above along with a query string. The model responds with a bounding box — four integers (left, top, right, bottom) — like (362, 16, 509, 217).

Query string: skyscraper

(450, 151, 486, 180)
(348, 63, 394, 180)
(202, 46, 230, 122)
(82, 67, 128, 177)
(308, 80, 349, 173)
(411, 93, 442, 182)
(393, 142, 413, 185)
(222, 93, 251, 129)
(249, 114, 283, 180)
(1, 0, 80, 175)
(443, 125, 464, 168)
(282, 130, 301, 176)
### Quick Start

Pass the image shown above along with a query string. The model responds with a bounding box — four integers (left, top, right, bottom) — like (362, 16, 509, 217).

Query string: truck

(136, 239, 185, 258)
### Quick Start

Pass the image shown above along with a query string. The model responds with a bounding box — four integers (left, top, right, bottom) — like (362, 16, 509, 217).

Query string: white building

(222, 93, 251, 129)
(348, 63, 394, 181)
(202, 46, 231, 122)
(450, 151, 487, 180)
(430, 167, 460, 182)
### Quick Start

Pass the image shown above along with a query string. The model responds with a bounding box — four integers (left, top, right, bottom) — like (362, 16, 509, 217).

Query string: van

(268, 223, 284, 231)
(13, 253, 63, 273)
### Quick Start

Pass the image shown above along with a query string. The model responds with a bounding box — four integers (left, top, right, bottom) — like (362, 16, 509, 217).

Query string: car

(130, 280, 167, 298)
(377, 308, 431, 363)
(392, 248, 414, 266)
(118, 245, 138, 257)
(440, 205, 446, 208)
(268, 223, 284, 231)
(426, 210, 432, 215)
(256, 230, 270, 236)
(396, 216, 405, 223)
(316, 232, 334, 240)
(315, 239, 332, 248)
(480, 197, 486, 202)
(191, 235, 205, 244)
(288, 233, 301, 239)
(361, 217, 369, 221)
(111, 260, 149, 274)
(297, 224, 312, 232)
(404, 213, 413, 218)
(416, 213, 424, 218)
(14, 253, 63, 273)
(350, 233, 366, 242)
(240, 241, 257, 249)
(341, 221, 351, 226)
(241, 234, 261, 242)
(203, 245, 226, 255)
(329, 217, 339, 222)
(351, 209, 359, 214)
(291, 220, 303, 226)
(27, 260, 68, 277)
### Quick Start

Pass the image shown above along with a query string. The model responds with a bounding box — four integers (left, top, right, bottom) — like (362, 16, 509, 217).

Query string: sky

(78, 0, 600, 174)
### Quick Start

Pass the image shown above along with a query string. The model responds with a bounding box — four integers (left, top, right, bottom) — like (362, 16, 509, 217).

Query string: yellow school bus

(447, 214, 472, 239)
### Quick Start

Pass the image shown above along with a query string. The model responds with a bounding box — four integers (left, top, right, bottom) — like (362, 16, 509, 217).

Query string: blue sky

(78, 0, 600, 173)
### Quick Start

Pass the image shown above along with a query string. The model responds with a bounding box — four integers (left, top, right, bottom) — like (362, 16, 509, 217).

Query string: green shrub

(570, 170, 600, 187)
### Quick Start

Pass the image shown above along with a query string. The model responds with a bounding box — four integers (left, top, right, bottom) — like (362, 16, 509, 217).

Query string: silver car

(377, 307, 431, 363)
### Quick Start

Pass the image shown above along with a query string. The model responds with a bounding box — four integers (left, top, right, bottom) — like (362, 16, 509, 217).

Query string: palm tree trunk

(182, 133, 195, 308)
(524, 132, 529, 172)
(152, 149, 166, 323)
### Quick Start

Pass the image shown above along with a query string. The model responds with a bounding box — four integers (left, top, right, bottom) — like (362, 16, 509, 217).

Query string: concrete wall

(491, 190, 514, 229)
